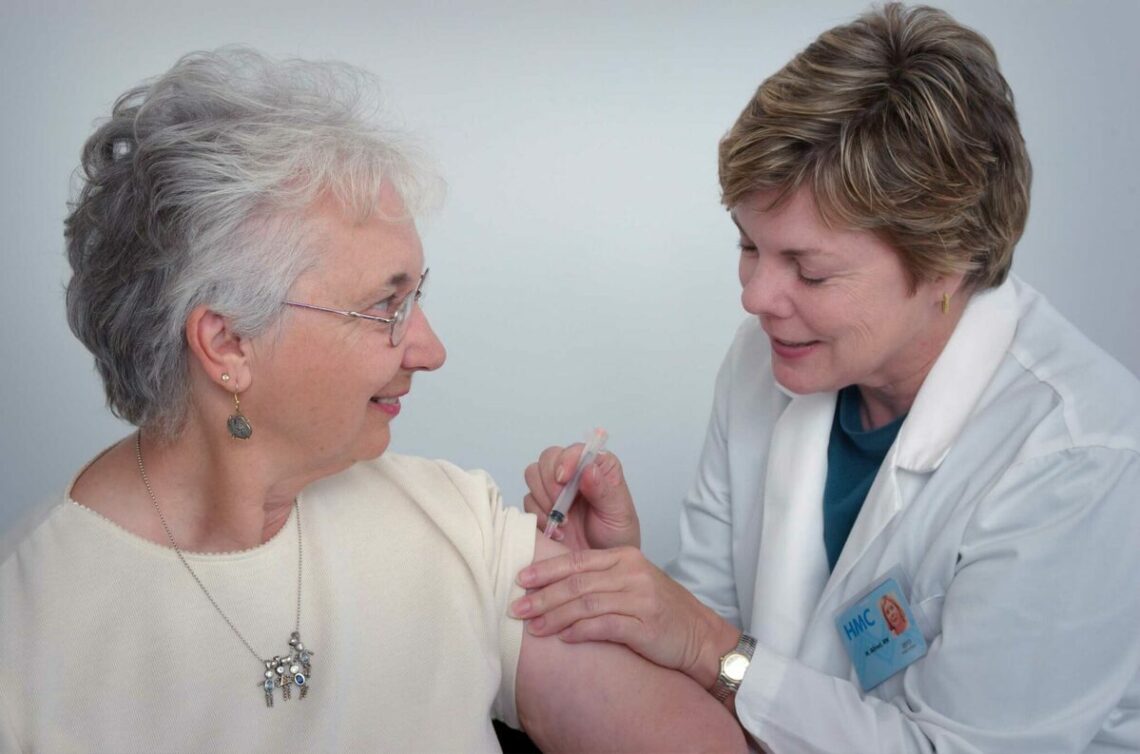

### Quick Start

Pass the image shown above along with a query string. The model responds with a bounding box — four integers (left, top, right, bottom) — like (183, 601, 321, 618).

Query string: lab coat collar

(894, 278, 1018, 472)
(822, 277, 1018, 600)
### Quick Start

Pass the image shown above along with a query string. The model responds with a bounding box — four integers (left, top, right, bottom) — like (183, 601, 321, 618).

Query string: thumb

(578, 455, 635, 519)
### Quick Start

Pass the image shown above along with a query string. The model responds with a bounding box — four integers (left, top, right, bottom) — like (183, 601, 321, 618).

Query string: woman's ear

(931, 270, 969, 311)
(186, 306, 253, 392)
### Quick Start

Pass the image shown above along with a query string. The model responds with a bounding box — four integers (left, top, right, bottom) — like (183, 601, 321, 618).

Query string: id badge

(834, 567, 927, 691)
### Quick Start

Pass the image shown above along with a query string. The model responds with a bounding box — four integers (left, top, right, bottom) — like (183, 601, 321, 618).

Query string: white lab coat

(668, 277, 1140, 753)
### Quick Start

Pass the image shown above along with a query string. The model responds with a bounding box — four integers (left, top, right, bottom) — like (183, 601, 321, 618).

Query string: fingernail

(528, 617, 547, 633)
(510, 597, 531, 617)
(553, 528, 565, 542)
(517, 567, 535, 587)
(554, 465, 566, 484)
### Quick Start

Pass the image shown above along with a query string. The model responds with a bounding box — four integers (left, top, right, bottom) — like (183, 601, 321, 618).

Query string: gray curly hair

(65, 47, 440, 436)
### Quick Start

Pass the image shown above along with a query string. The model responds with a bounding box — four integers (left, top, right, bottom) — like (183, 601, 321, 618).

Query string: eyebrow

(730, 216, 828, 259)
(385, 271, 412, 289)
(357, 271, 413, 306)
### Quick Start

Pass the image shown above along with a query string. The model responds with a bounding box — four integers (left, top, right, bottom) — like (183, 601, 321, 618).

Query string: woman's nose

(402, 306, 446, 371)
(740, 258, 794, 319)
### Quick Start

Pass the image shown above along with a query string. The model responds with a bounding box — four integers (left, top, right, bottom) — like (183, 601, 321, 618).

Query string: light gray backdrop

(3, 0, 1138, 565)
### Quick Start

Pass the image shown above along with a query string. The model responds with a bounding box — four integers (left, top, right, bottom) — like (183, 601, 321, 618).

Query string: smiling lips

(770, 336, 820, 359)
(369, 395, 402, 417)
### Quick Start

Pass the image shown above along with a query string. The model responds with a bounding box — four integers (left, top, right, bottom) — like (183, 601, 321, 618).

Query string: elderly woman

(516, 4, 1140, 752)
(0, 49, 744, 752)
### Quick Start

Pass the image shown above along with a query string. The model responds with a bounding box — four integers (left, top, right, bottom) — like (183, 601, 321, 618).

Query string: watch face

(723, 652, 750, 682)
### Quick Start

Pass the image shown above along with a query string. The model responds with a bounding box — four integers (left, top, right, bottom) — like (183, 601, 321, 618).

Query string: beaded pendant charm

(227, 413, 252, 440)
(227, 392, 252, 440)
(259, 631, 314, 707)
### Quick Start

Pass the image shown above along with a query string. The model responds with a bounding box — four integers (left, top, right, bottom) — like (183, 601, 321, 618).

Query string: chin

(351, 429, 392, 462)
(772, 366, 831, 397)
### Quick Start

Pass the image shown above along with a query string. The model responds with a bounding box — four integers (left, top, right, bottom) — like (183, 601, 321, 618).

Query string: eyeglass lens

(391, 270, 427, 346)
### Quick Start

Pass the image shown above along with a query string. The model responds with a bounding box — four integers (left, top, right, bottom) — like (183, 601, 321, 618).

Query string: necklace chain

(134, 432, 310, 706)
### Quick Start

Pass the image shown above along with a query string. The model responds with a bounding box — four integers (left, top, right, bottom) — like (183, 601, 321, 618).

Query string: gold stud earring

(227, 391, 252, 440)
(221, 373, 231, 383)
(941, 292, 951, 315)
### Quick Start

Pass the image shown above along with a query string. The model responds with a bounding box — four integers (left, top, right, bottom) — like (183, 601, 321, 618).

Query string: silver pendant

(258, 631, 314, 707)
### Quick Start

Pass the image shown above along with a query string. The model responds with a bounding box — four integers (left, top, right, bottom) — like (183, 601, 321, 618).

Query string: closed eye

(791, 257, 828, 286)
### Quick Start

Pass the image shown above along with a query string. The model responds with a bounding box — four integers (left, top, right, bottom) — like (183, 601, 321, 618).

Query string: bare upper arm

(514, 533, 746, 753)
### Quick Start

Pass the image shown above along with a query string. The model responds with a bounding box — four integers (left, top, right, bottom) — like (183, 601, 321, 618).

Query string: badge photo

(834, 570, 928, 691)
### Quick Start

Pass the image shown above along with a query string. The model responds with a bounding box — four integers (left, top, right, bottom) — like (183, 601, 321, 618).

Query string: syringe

(543, 428, 608, 539)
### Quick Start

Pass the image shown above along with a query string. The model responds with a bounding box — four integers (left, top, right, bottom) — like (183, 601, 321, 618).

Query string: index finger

(517, 548, 622, 589)
(548, 443, 589, 486)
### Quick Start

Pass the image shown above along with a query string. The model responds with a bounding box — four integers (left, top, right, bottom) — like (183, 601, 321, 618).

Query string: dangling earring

(941, 292, 951, 315)
(227, 391, 252, 440)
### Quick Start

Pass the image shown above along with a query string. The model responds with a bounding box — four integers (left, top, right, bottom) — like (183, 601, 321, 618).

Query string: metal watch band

(711, 633, 757, 702)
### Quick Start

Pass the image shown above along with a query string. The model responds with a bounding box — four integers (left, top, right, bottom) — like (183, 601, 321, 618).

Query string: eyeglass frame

(283, 267, 429, 347)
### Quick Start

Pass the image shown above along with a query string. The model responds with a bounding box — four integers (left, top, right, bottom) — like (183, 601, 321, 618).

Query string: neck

(856, 299, 966, 430)
(135, 422, 305, 552)
(857, 381, 922, 431)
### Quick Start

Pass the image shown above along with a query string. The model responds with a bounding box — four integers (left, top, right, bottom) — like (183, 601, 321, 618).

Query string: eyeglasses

(284, 268, 429, 347)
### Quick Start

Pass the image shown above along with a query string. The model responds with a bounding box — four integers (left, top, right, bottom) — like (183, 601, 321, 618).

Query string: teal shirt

(823, 386, 905, 571)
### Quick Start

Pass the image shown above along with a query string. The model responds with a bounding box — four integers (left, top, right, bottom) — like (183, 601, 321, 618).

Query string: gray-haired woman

(0, 48, 743, 752)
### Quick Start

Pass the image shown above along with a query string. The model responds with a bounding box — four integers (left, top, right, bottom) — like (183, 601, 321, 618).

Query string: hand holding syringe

(543, 428, 608, 539)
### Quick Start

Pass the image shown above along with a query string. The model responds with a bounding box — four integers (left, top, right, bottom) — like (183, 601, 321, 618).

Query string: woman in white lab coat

(511, 4, 1140, 751)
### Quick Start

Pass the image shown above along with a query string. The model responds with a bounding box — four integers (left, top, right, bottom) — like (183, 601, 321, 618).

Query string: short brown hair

(718, 3, 1031, 290)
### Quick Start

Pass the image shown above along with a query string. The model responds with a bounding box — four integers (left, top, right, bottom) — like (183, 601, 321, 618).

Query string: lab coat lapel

(749, 390, 835, 658)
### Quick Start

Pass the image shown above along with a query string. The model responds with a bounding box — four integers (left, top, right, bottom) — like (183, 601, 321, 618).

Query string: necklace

(134, 432, 314, 708)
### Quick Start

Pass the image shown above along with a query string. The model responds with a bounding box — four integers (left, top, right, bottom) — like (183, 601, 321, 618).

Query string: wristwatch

(711, 633, 757, 702)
